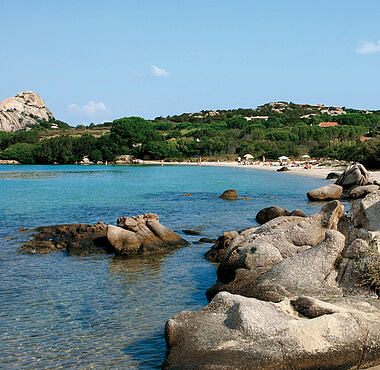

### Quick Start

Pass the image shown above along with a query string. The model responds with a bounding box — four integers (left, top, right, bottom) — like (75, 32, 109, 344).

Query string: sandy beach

(144, 160, 380, 183)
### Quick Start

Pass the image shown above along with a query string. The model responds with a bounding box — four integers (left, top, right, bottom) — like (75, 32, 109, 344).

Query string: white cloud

(151, 65, 170, 77)
(355, 40, 380, 54)
(67, 101, 111, 122)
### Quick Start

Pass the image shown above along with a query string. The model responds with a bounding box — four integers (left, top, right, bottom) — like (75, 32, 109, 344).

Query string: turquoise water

(0, 164, 337, 369)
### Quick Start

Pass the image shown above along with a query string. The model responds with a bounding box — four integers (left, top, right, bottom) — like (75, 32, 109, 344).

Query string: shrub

(355, 247, 380, 293)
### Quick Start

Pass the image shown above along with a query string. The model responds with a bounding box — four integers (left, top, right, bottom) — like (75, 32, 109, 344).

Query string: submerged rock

(19, 222, 112, 255)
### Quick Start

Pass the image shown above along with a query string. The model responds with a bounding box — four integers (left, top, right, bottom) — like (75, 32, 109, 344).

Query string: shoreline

(143, 160, 380, 182)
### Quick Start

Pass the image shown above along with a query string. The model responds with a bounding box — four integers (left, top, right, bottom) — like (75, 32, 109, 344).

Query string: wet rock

(182, 229, 202, 235)
(307, 184, 343, 201)
(219, 189, 238, 200)
(19, 222, 112, 255)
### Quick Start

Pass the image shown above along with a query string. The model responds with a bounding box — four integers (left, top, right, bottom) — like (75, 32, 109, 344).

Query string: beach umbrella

(302, 155, 310, 159)
(244, 154, 254, 159)
(278, 156, 289, 161)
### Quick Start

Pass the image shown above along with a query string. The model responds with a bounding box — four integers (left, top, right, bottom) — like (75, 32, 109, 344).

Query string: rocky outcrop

(19, 213, 189, 256)
(307, 183, 343, 201)
(246, 230, 345, 302)
(255, 205, 306, 224)
(335, 163, 377, 189)
(339, 190, 380, 250)
(19, 222, 112, 255)
(163, 292, 380, 369)
(219, 189, 238, 200)
(206, 201, 344, 299)
(164, 194, 380, 369)
(0, 91, 54, 131)
(107, 213, 189, 256)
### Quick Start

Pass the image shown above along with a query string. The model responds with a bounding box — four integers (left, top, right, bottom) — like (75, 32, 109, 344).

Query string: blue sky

(1, 0, 380, 126)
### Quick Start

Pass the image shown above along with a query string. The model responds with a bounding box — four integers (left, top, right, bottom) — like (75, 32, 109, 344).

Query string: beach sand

(144, 160, 380, 183)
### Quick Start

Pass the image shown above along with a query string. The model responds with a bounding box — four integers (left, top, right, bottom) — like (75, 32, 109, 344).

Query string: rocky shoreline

(163, 174, 380, 368)
(17, 163, 380, 369)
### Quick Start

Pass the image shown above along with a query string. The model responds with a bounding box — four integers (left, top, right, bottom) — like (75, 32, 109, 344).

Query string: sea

(0, 164, 345, 369)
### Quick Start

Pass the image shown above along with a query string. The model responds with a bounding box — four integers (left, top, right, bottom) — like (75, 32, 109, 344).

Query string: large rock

(107, 213, 189, 256)
(219, 189, 238, 200)
(307, 183, 343, 201)
(19, 222, 112, 255)
(335, 163, 377, 189)
(0, 91, 54, 131)
(163, 292, 380, 369)
(204, 231, 239, 262)
(255, 206, 306, 224)
(339, 190, 380, 249)
(255, 205, 290, 224)
(206, 201, 344, 299)
(348, 184, 380, 199)
(247, 230, 345, 302)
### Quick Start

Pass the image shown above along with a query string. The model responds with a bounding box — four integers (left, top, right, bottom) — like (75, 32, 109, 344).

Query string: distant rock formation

(0, 91, 54, 131)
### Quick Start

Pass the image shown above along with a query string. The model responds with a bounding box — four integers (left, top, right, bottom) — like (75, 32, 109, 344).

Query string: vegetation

(355, 247, 380, 293)
(0, 102, 379, 167)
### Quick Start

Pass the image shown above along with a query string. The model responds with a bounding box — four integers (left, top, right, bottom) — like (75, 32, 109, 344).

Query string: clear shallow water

(0, 164, 342, 369)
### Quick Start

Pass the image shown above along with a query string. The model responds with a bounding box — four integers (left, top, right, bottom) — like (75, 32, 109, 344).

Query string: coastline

(143, 160, 380, 182)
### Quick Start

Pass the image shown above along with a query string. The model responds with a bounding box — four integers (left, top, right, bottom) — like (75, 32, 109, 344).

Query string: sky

(1, 0, 380, 126)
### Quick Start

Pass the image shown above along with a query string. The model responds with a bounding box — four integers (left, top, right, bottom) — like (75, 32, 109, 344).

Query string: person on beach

(238, 156, 241, 165)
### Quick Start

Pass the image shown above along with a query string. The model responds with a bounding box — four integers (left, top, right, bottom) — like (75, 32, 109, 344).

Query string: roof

(318, 122, 339, 128)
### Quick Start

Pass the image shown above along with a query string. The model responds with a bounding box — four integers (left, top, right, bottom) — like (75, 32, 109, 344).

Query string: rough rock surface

(335, 163, 377, 189)
(163, 292, 380, 370)
(107, 213, 189, 256)
(204, 231, 239, 262)
(348, 184, 380, 199)
(206, 201, 344, 299)
(0, 91, 54, 131)
(219, 189, 238, 200)
(19, 222, 112, 255)
(339, 190, 380, 249)
(246, 230, 345, 301)
(307, 183, 343, 201)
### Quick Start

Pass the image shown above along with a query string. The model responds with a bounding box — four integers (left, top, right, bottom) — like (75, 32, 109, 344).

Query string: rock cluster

(0, 91, 54, 131)
(164, 194, 380, 369)
(20, 214, 188, 256)
(308, 163, 379, 201)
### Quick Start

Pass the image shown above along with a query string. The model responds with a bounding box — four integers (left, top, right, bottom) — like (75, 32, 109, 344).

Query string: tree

(110, 117, 161, 148)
